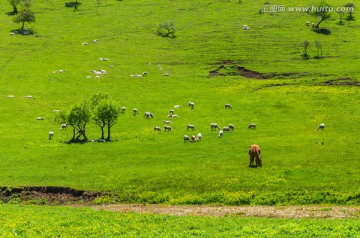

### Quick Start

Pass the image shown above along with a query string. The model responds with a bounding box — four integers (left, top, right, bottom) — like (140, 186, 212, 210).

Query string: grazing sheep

(100, 69, 107, 75)
(7, 95, 14, 98)
(36, 117, 44, 120)
(169, 109, 175, 115)
(191, 135, 197, 142)
(210, 123, 220, 131)
(53, 110, 60, 113)
(164, 125, 172, 132)
(162, 120, 171, 124)
(142, 72, 148, 76)
(168, 114, 178, 118)
(60, 123, 68, 130)
(163, 73, 170, 76)
(48, 131, 54, 140)
(52, 71, 57, 74)
(248, 123, 256, 129)
(121, 107, 126, 113)
(184, 135, 190, 142)
(188, 102, 195, 109)
(92, 39, 99, 43)
(249, 144, 262, 167)
(24, 95, 33, 99)
(186, 124, 196, 130)
(229, 124, 235, 131)
(317, 123, 325, 131)
(59, 70, 64, 73)
(225, 104, 232, 109)
(86, 76, 91, 79)
(174, 105, 181, 108)
(133, 108, 139, 115)
(154, 126, 161, 131)
(196, 133, 202, 141)
(242, 25, 250, 30)
(306, 21, 310, 26)
(218, 130, 224, 138)
(144, 112, 154, 119)
(223, 126, 231, 133)
(95, 75, 101, 79)
(99, 57, 109, 61)
(82, 42, 88, 45)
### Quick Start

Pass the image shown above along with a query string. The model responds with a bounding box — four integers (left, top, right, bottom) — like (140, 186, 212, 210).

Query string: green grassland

(0, 0, 359, 208)
(0, 205, 358, 237)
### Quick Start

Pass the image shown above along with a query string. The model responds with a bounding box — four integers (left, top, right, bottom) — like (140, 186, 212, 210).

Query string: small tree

(301, 40, 310, 59)
(310, 2, 332, 28)
(8, 0, 21, 14)
(345, 3, 355, 20)
(12, 0, 35, 33)
(315, 40, 322, 58)
(66, 101, 92, 142)
(336, 9, 345, 24)
(93, 100, 121, 141)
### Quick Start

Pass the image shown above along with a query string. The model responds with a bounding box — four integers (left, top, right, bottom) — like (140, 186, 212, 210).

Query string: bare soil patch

(91, 204, 360, 218)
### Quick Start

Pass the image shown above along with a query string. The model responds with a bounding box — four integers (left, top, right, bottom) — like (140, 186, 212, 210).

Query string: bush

(157, 22, 176, 38)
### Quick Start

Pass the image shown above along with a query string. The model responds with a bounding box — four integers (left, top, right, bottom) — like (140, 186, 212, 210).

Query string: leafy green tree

(93, 99, 121, 141)
(310, 2, 332, 28)
(12, 0, 35, 32)
(66, 101, 92, 142)
(8, 0, 21, 14)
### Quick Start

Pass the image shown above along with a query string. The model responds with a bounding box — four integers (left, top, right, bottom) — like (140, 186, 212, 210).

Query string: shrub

(157, 22, 176, 38)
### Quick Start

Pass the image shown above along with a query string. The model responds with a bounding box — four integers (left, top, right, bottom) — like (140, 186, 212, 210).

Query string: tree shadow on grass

(10, 28, 35, 35)
(312, 28, 331, 35)
(6, 11, 17, 16)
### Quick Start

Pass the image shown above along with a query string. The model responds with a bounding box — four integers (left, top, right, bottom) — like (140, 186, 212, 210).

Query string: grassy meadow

(0, 0, 359, 222)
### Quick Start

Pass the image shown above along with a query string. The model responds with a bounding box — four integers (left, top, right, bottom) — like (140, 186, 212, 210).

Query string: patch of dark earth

(1, 187, 359, 218)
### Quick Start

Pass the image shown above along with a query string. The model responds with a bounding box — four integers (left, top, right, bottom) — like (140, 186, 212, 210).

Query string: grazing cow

(249, 144, 262, 167)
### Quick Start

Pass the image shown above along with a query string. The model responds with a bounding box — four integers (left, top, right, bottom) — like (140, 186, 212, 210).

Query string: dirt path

(89, 204, 360, 218)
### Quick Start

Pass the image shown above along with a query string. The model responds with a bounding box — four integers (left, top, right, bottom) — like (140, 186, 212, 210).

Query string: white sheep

(168, 114, 178, 118)
(24, 95, 33, 99)
(60, 123, 68, 130)
(306, 21, 310, 26)
(36, 117, 44, 120)
(186, 124, 196, 130)
(317, 123, 325, 131)
(225, 104, 233, 109)
(188, 102, 195, 109)
(223, 127, 231, 133)
(144, 112, 154, 119)
(133, 108, 139, 115)
(100, 69, 107, 75)
(59, 70, 64, 73)
(48, 131, 54, 140)
(169, 109, 175, 115)
(218, 130, 223, 138)
(210, 123, 220, 131)
(196, 133, 202, 141)
(7, 95, 14, 99)
(121, 107, 126, 113)
(242, 25, 250, 30)
(248, 123, 256, 129)
(92, 39, 99, 43)
(229, 124, 235, 131)
(154, 126, 162, 131)
(174, 105, 181, 108)
(164, 125, 172, 132)
(82, 42, 88, 45)
(184, 135, 190, 142)
(162, 120, 171, 124)
(163, 73, 170, 76)
(142, 72, 148, 76)
(53, 110, 60, 113)
(86, 76, 91, 79)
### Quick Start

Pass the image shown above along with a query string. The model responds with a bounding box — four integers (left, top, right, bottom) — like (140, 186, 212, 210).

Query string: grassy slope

(0, 0, 359, 204)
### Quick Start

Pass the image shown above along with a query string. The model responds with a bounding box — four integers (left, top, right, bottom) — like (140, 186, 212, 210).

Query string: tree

(336, 9, 345, 24)
(315, 40, 322, 58)
(8, 0, 21, 14)
(12, 0, 35, 33)
(66, 101, 92, 142)
(301, 40, 310, 59)
(310, 2, 332, 28)
(93, 100, 121, 141)
(345, 3, 355, 20)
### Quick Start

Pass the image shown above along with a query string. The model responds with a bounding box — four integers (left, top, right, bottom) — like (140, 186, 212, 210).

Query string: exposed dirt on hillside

(90, 204, 360, 218)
